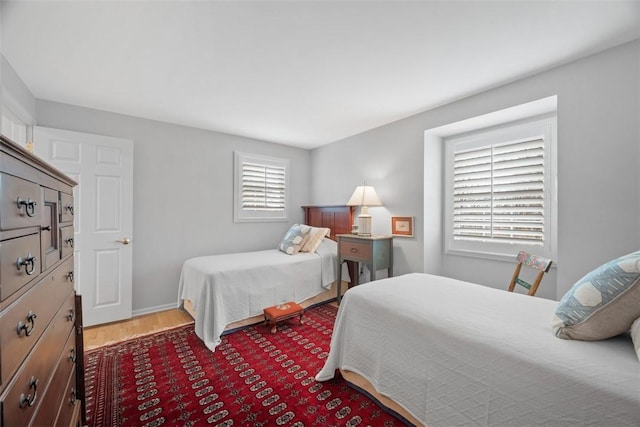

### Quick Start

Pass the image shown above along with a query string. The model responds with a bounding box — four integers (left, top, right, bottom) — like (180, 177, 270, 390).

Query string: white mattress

(316, 273, 640, 426)
(177, 238, 342, 351)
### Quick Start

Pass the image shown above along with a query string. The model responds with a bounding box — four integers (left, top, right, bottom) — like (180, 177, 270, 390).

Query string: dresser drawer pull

(69, 388, 77, 406)
(17, 311, 37, 336)
(65, 205, 74, 216)
(64, 237, 74, 248)
(67, 309, 75, 322)
(69, 347, 77, 363)
(41, 225, 51, 231)
(18, 377, 38, 408)
(350, 248, 359, 254)
(17, 197, 37, 217)
(16, 254, 37, 275)
(67, 271, 74, 282)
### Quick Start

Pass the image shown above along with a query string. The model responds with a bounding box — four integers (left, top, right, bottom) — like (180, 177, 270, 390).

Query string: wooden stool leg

(270, 323, 277, 334)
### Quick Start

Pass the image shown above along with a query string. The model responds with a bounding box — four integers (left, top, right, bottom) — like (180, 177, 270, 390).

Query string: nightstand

(336, 234, 393, 304)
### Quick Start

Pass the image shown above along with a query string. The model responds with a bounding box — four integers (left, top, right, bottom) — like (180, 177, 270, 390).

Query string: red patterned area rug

(84, 304, 407, 426)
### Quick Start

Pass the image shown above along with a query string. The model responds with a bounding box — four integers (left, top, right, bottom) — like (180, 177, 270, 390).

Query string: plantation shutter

(241, 161, 286, 212)
(453, 137, 545, 246)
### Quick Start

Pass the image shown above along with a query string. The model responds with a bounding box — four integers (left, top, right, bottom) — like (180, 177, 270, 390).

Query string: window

(445, 116, 556, 260)
(1, 107, 29, 146)
(234, 152, 289, 222)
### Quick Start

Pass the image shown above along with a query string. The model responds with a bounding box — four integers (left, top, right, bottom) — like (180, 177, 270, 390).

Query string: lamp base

(357, 214, 372, 236)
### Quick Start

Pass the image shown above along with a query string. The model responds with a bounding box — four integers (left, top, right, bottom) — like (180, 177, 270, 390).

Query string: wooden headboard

(301, 205, 355, 241)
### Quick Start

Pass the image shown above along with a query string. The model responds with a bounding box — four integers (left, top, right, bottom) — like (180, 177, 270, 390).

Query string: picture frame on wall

(391, 216, 413, 237)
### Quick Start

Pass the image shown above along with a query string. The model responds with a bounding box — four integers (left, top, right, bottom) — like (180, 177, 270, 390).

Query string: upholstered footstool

(263, 302, 304, 334)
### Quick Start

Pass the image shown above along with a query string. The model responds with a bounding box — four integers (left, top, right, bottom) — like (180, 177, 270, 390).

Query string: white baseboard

(132, 302, 178, 317)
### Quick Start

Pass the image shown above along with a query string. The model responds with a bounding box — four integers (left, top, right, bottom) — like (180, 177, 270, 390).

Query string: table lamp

(346, 184, 382, 236)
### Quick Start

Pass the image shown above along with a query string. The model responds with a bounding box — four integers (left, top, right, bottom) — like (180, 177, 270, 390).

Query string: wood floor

(83, 308, 193, 350)
(83, 302, 339, 350)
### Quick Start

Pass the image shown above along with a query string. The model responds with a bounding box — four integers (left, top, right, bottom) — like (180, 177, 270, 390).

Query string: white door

(34, 126, 133, 326)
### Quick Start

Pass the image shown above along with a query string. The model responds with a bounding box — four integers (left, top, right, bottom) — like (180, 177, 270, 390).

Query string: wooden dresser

(0, 135, 84, 427)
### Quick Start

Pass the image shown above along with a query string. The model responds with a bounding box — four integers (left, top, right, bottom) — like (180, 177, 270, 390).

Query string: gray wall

(1, 52, 36, 148)
(311, 40, 640, 300)
(35, 101, 311, 313)
(0, 5, 3, 109)
(1, 55, 36, 124)
(0, 4, 3, 111)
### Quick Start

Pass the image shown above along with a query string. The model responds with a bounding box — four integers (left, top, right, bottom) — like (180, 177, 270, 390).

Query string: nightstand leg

(337, 260, 343, 305)
(353, 262, 360, 286)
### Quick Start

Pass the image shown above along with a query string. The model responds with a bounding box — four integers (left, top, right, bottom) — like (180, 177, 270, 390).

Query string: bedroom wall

(34, 101, 311, 314)
(1, 55, 36, 125)
(0, 6, 3, 110)
(310, 40, 640, 301)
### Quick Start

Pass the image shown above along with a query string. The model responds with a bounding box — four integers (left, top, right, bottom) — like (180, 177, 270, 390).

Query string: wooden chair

(508, 251, 553, 296)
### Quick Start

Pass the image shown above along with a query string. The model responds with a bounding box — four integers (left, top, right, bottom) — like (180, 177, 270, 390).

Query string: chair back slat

(515, 277, 532, 290)
(517, 251, 552, 272)
(509, 251, 553, 296)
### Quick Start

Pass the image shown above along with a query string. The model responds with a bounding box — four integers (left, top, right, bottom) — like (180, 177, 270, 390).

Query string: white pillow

(300, 226, 331, 253)
(278, 224, 311, 255)
(631, 318, 640, 362)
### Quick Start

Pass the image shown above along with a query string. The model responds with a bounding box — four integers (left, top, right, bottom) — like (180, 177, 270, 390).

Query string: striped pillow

(300, 226, 331, 253)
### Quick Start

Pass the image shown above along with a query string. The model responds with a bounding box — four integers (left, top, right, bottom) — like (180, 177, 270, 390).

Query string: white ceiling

(2, 1, 638, 149)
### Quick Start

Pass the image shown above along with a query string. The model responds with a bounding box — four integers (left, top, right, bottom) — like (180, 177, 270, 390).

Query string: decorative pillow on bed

(552, 250, 640, 340)
(631, 318, 640, 362)
(300, 226, 331, 253)
(278, 224, 311, 255)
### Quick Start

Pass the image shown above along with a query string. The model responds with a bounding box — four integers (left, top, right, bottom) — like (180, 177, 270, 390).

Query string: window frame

(1, 107, 29, 146)
(233, 151, 289, 223)
(444, 115, 557, 261)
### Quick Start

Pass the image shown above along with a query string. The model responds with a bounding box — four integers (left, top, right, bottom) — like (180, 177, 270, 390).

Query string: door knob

(115, 238, 131, 245)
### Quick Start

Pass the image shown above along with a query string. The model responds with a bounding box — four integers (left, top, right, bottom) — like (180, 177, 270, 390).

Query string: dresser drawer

(0, 173, 41, 230)
(54, 369, 80, 427)
(339, 240, 371, 262)
(60, 225, 75, 258)
(0, 257, 74, 386)
(60, 191, 75, 224)
(29, 329, 76, 427)
(41, 187, 61, 272)
(0, 233, 41, 301)
(0, 291, 76, 427)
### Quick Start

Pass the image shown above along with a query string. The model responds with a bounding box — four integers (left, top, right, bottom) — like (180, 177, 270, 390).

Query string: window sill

(444, 248, 557, 268)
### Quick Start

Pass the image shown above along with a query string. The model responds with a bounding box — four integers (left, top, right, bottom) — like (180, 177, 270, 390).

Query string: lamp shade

(346, 185, 382, 236)
(346, 185, 382, 207)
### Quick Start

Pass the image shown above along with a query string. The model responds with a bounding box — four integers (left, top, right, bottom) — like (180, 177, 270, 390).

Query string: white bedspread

(178, 238, 342, 351)
(316, 273, 640, 426)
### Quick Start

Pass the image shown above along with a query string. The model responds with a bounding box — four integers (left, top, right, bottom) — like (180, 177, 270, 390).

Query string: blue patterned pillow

(278, 224, 311, 255)
(552, 250, 640, 340)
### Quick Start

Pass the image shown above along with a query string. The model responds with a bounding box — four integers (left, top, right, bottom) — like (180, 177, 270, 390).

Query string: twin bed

(177, 205, 354, 351)
(316, 273, 640, 426)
